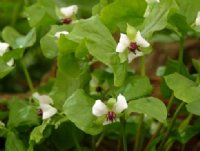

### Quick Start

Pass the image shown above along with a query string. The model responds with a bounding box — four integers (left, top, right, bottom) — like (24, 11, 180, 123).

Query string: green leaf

(176, 0, 200, 24)
(128, 97, 167, 123)
(2, 27, 36, 49)
(25, 0, 58, 27)
(0, 60, 14, 79)
(161, 59, 191, 98)
(40, 25, 73, 58)
(100, 0, 146, 32)
(63, 89, 103, 135)
(168, 13, 193, 36)
(7, 99, 39, 128)
(5, 131, 26, 151)
(164, 73, 200, 103)
(192, 59, 200, 74)
(116, 75, 153, 101)
(29, 121, 50, 145)
(142, 0, 178, 37)
(186, 100, 200, 116)
(50, 53, 89, 109)
(67, 16, 127, 86)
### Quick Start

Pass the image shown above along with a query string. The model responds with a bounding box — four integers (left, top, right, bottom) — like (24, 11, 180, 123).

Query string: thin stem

(134, 114, 144, 151)
(72, 131, 82, 151)
(144, 94, 174, 151)
(21, 60, 34, 93)
(92, 136, 96, 151)
(157, 102, 185, 151)
(96, 131, 105, 147)
(121, 116, 127, 151)
(141, 56, 145, 76)
(178, 37, 184, 64)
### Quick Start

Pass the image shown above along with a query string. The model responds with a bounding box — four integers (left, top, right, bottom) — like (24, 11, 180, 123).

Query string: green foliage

(7, 99, 39, 128)
(63, 89, 103, 135)
(2, 27, 36, 49)
(165, 73, 200, 103)
(128, 97, 167, 123)
(5, 131, 26, 151)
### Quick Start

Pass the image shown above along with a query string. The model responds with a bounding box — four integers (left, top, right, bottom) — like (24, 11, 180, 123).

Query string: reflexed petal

(40, 104, 57, 120)
(195, 11, 200, 26)
(135, 31, 150, 48)
(0, 42, 9, 56)
(33, 92, 53, 105)
(103, 118, 120, 125)
(54, 31, 69, 38)
(60, 5, 78, 18)
(128, 52, 136, 63)
(119, 33, 130, 47)
(116, 42, 127, 53)
(92, 100, 108, 117)
(145, 0, 159, 3)
(6, 58, 14, 67)
(113, 94, 128, 113)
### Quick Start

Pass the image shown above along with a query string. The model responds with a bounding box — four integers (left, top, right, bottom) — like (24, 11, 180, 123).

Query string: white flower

(116, 33, 130, 53)
(0, 42, 14, 66)
(195, 11, 200, 26)
(0, 42, 9, 56)
(33, 92, 57, 120)
(6, 58, 14, 67)
(60, 5, 78, 18)
(54, 31, 69, 38)
(92, 94, 127, 125)
(116, 31, 150, 63)
(145, 0, 160, 3)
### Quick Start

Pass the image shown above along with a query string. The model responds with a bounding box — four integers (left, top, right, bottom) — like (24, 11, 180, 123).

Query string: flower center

(96, 86, 102, 92)
(129, 42, 139, 53)
(37, 109, 43, 117)
(106, 111, 116, 122)
(61, 18, 72, 24)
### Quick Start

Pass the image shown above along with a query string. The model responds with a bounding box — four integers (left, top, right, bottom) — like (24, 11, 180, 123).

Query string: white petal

(195, 11, 200, 26)
(128, 52, 136, 63)
(103, 118, 120, 125)
(40, 104, 57, 120)
(145, 0, 159, 3)
(6, 58, 14, 66)
(113, 94, 128, 113)
(54, 31, 69, 38)
(92, 100, 108, 117)
(119, 33, 130, 47)
(116, 43, 127, 53)
(60, 5, 78, 18)
(0, 42, 9, 56)
(33, 92, 53, 105)
(135, 31, 150, 48)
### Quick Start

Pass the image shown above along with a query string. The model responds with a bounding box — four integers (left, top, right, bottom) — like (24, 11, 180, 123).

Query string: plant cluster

(0, 0, 200, 151)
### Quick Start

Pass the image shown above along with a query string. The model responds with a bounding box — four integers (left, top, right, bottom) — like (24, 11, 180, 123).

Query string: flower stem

(95, 131, 105, 147)
(72, 130, 82, 151)
(134, 114, 144, 151)
(157, 102, 185, 151)
(121, 116, 127, 151)
(20, 59, 34, 93)
(178, 37, 184, 64)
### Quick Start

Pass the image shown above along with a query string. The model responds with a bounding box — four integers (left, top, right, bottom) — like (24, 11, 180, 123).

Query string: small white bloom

(60, 5, 78, 18)
(116, 32, 149, 62)
(33, 92, 57, 120)
(0, 42, 9, 56)
(195, 11, 200, 26)
(145, 0, 160, 3)
(92, 94, 127, 125)
(54, 31, 69, 38)
(135, 31, 150, 48)
(116, 33, 130, 53)
(6, 58, 14, 67)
